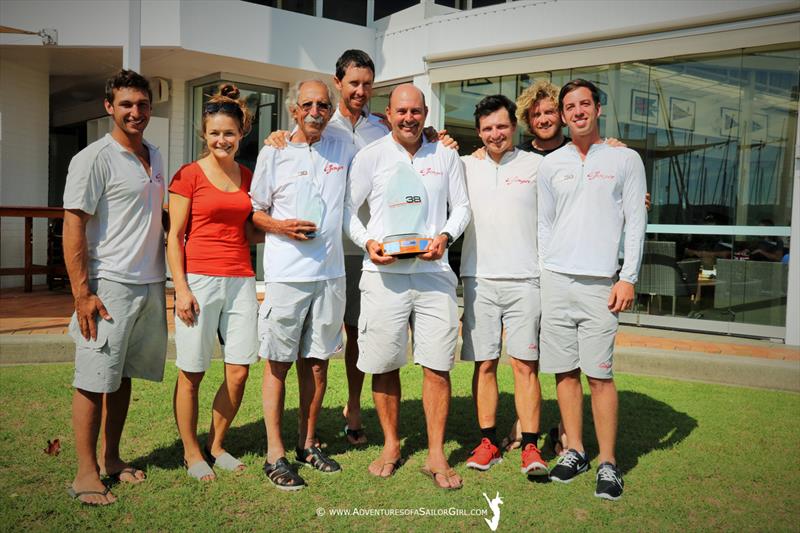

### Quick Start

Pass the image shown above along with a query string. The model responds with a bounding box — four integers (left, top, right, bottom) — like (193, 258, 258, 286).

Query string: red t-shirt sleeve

(169, 163, 198, 198)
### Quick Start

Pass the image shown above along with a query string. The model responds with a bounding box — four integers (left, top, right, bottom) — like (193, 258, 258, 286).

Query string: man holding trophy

(251, 80, 356, 491)
(344, 84, 471, 490)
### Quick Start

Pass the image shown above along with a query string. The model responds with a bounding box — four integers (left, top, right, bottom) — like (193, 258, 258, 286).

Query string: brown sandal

(420, 466, 462, 490)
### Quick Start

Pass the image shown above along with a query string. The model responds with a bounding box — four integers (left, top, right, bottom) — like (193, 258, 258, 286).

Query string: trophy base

(381, 235, 432, 258)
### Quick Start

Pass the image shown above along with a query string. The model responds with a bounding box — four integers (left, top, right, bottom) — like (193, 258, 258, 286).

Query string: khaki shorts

(539, 269, 617, 379)
(174, 274, 259, 372)
(461, 277, 540, 362)
(258, 278, 345, 362)
(343, 254, 363, 328)
(357, 270, 459, 374)
(70, 278, 167, 393)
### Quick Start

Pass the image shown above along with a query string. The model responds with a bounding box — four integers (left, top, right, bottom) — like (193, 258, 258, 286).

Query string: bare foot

(101, 459, 146, 484)
(71, 472, 117, 505)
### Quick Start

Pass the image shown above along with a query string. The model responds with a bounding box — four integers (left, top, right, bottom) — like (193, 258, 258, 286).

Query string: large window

(442, 46, 798, 333)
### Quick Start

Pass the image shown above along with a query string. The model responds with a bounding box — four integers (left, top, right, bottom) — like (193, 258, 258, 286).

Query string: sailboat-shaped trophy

(296, 175, 324, 239)
(381, 162, 431, 258)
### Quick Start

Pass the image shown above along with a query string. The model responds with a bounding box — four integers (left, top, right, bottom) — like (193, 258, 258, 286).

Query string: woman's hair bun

(219, 83, 240, 100)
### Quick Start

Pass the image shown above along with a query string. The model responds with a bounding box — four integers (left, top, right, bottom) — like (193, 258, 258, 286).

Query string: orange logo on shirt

(324, 163, 344, 174)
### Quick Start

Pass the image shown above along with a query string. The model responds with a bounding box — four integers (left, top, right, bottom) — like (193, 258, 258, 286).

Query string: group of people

(62, 48, 645, 506)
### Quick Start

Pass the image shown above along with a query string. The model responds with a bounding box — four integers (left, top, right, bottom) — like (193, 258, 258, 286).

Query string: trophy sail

(296, 175, 324, 239)
(382, 162, 431, 257)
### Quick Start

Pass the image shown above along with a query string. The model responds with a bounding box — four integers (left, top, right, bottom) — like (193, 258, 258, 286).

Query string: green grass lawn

(0, 360, 798, 532)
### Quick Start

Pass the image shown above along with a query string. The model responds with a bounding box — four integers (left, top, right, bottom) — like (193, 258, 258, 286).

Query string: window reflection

(440, 45, 798, 329)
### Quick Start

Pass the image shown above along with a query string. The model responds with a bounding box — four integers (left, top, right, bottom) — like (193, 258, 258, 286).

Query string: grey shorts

(539, 269, 617, 379)
(258, 278, 345, 363)
(343, 254, 363, 328)
(357, 270, 459, 374)
(461, 277, 540, 362)
(174, 274, 259, 372)
(70, 278, 167, 393)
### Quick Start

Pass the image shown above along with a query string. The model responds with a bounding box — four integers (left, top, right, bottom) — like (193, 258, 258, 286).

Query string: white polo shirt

(460, 149, 543, 279)
(324, 107, 389, 256)
(345, 134, 471, 275)
(251, 136, 357, 282)
(537, 142, 647, 284)
(63, 133, 166, 284)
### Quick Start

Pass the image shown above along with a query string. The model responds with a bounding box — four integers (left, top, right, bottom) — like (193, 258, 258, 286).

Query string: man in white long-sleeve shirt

(537, 79, 647, 501)
(251, 79, 357, 491)
(345, 84, 470, 489)
(459, 95, 549, 477)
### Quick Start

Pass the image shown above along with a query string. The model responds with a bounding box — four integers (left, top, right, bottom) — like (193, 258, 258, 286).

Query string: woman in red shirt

(167, 84, 258, 481)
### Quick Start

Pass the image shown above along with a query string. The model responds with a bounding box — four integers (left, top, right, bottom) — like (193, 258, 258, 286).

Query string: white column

(414, 74, 439, 130)
(785, 99, 800, 346)
(124, 0, 141, 72)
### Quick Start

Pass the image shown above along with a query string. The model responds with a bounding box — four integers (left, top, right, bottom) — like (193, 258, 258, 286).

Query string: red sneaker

(521, 443, 548, 475)
(466, 438, 502, 471)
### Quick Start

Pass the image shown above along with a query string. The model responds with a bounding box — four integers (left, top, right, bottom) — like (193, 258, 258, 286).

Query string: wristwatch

(440, 232, 454, 248)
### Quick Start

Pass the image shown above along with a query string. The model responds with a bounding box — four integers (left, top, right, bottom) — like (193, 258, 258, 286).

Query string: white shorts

(539, 269, 617, 379)
(461, 277, 540, 362)
(174, 274, 259, 372)
(357, 270, 459, 374)
(70, 278, 167, 393)
(258, 278, 345, 362)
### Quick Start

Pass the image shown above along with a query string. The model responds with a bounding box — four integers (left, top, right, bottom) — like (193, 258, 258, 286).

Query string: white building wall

(374, 0, 799, 82)
(179, 0, 374, 75)
(0, 0, 181, 47)
(0, 56, 50, 288)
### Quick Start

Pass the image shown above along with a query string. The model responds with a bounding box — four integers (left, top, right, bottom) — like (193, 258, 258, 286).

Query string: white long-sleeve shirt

(324, 108, 389, 256)
(250, 137, 357, 282)
(460, 149, 543, 279)
(537, 142, 647, 284)
(345, 134, 471, 275)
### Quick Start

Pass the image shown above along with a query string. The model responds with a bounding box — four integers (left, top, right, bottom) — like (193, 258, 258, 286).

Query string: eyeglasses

(297, 101, 332, 113)
(203, 101, 242, 114)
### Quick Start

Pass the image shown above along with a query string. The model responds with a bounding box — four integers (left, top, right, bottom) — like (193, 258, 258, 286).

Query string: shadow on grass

(130, 390, 695, 477)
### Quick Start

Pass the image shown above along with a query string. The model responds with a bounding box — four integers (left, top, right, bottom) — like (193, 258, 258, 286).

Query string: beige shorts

(461, 277, 540, 362)
(539, 269, 617, 379)
(70, 278, 167, 393)
(357, 270, 459, 374)
(174, 274, 259, 372)
(258, 278, 345, 362)
(343, 254, 363, 328)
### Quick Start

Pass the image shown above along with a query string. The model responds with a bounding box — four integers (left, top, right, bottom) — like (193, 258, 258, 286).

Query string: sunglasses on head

(298, 101, 332, 112)
(203, 101, 242, 114)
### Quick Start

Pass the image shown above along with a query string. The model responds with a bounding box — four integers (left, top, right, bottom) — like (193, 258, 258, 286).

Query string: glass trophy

(381, 162, 431, 258)
(295, 175, 324, 239)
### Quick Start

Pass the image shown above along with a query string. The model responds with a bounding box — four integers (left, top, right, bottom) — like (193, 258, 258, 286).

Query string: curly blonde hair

(515, 79, 559, 135)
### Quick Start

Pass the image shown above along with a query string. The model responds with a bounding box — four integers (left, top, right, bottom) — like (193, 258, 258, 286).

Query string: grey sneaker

(594, 462, 624, 501)
(548, 448, 590, 483)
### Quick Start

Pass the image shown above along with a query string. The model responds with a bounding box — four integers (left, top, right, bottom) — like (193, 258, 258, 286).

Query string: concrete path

(1, 285, 798, 391)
